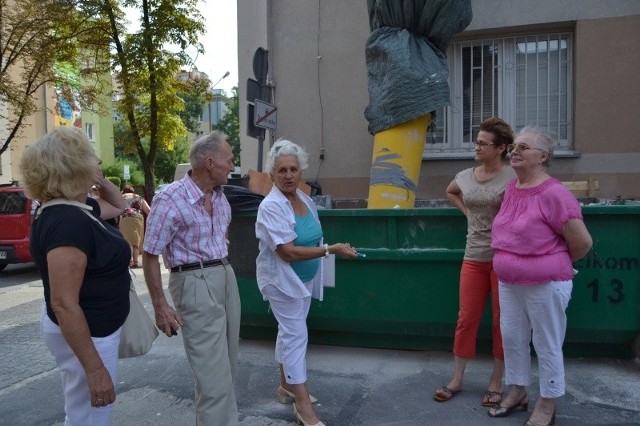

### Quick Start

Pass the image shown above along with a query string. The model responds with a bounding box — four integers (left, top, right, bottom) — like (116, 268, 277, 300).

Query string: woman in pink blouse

(487, 127, 592, 426)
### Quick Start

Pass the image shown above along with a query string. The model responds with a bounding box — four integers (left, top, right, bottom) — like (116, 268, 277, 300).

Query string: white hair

(189, 130, 228, 168)
(264, 138, 309, 174)
(517, 125, 555, 166)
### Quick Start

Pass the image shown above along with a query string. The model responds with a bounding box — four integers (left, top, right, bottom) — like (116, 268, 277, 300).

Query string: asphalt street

(1, 262, 639, 426)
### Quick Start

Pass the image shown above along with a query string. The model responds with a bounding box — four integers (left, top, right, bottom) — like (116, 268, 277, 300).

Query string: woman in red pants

(433, 117, 515, 407)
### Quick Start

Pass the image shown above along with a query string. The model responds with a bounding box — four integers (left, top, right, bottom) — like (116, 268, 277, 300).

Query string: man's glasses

(507, 144, 547, 154)
(474, 142, 495, 148)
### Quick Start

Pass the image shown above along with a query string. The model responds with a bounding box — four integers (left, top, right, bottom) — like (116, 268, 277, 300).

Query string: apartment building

(238, 0, 640, 201)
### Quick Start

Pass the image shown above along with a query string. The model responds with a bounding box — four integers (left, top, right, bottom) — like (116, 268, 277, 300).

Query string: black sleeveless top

(30, 198, 131, 337)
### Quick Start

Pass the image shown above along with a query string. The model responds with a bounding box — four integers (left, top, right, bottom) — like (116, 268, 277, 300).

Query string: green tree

(0, 0, 111, 156)
(213, 86, 240, 165)
(102, 0, 205, 198)
(155, 135, 190, 183)
(102, 160, 144, 187)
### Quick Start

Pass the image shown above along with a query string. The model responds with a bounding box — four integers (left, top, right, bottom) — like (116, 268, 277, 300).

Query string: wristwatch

(323, 243, 330, 257)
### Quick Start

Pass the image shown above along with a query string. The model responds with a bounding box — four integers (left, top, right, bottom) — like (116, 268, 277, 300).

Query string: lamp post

(212, 71, 230, 89)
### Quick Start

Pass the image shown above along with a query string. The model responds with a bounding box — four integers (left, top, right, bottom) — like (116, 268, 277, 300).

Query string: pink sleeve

(540, 181, 583, 233)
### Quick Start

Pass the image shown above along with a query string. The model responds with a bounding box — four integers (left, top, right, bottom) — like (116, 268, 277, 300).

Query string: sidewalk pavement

(109, 337, 640, 426)
(0, 264, 640, 426)
(4, 262, 636, 426)
(115, 265, 640, 425)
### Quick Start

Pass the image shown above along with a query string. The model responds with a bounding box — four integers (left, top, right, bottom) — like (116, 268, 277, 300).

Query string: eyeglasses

(474, 142, 495, 148)
(507, 144, 548, 154)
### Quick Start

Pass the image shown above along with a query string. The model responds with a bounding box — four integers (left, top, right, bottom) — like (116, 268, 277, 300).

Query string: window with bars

(426, 32, 572, 157)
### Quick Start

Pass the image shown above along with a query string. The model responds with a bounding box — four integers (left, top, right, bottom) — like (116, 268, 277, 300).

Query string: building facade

(200, 88, 229, 136)
(177, 69, 229, 139)
(238, 0, 640, 201)
(1, 68, 115, 185)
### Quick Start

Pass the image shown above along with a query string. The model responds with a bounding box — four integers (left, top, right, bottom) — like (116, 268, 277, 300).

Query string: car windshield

(0, 191, 27, 215)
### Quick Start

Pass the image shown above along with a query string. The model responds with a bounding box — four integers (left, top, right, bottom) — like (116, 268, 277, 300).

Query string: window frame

(85, 122, 95, 142)
(424, 31, 575, 159)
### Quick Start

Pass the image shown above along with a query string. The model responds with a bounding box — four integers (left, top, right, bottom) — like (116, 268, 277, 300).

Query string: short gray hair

(190, 131, 228, 168)
(517, 125, 554, 167)
(264, 139, 309, 174)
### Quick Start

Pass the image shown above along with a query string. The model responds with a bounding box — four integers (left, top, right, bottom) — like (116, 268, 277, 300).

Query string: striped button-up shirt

(143, 172, 231, 269)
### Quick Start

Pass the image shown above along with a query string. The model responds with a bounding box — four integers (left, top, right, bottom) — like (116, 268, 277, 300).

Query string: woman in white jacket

(255, 139, 357, 426)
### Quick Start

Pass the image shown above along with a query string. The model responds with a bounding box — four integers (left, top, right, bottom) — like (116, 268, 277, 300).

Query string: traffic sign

(253, 99, 277, 131)
(246, 78, 271, 103)
(246, 104, 264, 139)
(253, 48, 269, 83)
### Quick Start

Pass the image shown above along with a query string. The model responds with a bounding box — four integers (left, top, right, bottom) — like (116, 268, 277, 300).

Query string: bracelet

(323, 243, 330, 258)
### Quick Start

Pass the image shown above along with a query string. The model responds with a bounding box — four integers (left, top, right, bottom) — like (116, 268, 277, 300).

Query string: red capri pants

(453, 260, 504, 360)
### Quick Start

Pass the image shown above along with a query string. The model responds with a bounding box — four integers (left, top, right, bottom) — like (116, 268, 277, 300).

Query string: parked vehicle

(0, 181, 36, 272)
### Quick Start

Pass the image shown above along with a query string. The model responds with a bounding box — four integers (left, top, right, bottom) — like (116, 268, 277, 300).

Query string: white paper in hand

(322, 254, 336, 288)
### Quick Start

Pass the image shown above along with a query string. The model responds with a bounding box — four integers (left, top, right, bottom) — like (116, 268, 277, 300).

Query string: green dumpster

(228, 205, 640, 359)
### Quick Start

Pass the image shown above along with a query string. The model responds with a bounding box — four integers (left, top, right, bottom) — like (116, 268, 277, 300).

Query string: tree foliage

(2, 0, 213, 197)
(177, 74, 213, 133)
(102, 159, 144, 187)
(213, 86, 240, 165)
(154, 135, 190, 184)
(0, 0, 111, 155)
(102, 0, 206, 197)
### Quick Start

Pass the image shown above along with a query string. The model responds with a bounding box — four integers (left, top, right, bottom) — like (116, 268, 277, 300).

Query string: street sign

(247, 78, 261, 102)
(253, 99, 277, 131)
(253, 48, 269, 83)
(247, 78, 271, 103)
(246, 104, 264, 139)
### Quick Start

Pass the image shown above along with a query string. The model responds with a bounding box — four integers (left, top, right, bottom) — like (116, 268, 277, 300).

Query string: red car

(0, 181, 36, 272)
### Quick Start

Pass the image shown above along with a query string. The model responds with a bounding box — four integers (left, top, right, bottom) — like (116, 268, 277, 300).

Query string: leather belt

(170, 258, 227, 273)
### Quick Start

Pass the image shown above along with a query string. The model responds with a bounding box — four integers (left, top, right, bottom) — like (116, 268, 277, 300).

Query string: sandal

(433, 385, 462, 402)
(482, 390, 503, 407)
(524, 410, 556, 426)
(487, 396, 529, 418)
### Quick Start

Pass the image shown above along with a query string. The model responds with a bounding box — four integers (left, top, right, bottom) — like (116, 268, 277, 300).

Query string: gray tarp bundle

(364, 0, 472, 135)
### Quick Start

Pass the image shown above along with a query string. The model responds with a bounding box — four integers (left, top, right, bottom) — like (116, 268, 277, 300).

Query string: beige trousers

(169, 262, 241, 426)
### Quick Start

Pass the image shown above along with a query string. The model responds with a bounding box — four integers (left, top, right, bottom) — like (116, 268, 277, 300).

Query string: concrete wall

(465, 0, 640, 31)
(239, 1, 640, 200)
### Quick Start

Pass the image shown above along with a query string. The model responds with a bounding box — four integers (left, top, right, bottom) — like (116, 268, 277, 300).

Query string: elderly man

(142, 131, 240, 425)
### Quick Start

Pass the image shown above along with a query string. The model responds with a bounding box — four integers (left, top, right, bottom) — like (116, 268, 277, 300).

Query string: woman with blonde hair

(20, 126, 129, 425)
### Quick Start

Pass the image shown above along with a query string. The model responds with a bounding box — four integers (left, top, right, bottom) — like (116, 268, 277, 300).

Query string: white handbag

(119, 281, 159, 358)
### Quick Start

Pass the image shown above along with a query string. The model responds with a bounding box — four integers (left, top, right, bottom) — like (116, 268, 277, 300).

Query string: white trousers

(499, 280, 572, 398)
(40, 305, 120, 426)
(262, 282, 312, 384)
(169, 263, 241, 426)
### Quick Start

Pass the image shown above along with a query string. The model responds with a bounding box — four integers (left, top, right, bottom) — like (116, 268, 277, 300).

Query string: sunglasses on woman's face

(507, 143, 547, 154)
